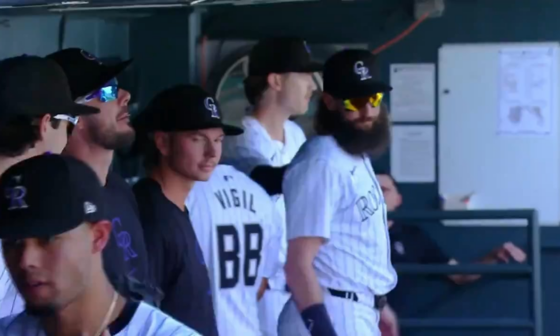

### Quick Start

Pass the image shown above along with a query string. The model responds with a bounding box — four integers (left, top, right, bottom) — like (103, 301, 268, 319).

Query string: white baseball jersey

(0, 247, 24, 318)
(222, 116, 306, 290)
(186, 164, 283, 336)
(283, 135, 397, 296)
(0, 301, 198, 335)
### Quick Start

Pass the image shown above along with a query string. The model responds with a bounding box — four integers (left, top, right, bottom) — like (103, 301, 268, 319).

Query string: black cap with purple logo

(247, 37, 323, 77)
(0, 55, 98, 122)
(323, 49, 392, 100)
(135, 84, 243, 136)
(0, 154, 106, 240)
(47, 48, 132, 100)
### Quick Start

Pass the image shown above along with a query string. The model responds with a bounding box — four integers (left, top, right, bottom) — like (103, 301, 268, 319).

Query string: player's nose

(361, 103, 379, 119)
(17, 242, 43, 270)
(205, 141, 220, 158)
(118, 88, 131, 106)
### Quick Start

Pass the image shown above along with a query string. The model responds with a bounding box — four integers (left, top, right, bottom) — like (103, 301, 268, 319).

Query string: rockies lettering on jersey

(283, 136, 397, 296)
(187, 165, 283, 336)
(0, 301, 198, 335)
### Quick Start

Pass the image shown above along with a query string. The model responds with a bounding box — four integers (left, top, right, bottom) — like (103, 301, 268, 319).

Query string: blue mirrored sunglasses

(83, 78, 119, 103)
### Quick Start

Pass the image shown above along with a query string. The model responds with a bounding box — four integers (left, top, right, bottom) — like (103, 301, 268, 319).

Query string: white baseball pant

(259, 289, 291, 336)
(277, 289, 381, 336)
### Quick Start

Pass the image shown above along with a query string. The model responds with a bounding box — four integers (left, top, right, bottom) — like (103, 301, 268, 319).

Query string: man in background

(47, 48, 158, 305)
(0, 55, 98, 317)
(222, 37, 321, 336)
(377, 172, 526, 319)
(0, 155, 197, 335)
(133, 84, 242, 335)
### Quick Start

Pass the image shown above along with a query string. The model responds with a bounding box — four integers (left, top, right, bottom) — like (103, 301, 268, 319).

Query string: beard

(89, 122, 136, 150)
(25, 303, 57, 317)
(314, 101, 390, 156)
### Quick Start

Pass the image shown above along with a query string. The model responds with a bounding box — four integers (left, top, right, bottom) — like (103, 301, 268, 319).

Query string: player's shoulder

(285, 136, 353, 183)
(228, 117, 266, 142)
(127, 302, 201, 335)
(211, 163, 240, 176)
(212, 165, 270, 195)
(0, 312, 39, 333)
(291, 136, 342, 165)
(224, 117, 271, 149)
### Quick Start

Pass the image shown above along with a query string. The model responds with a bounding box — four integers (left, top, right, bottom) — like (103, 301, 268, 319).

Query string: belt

(328, 288, 386, 310)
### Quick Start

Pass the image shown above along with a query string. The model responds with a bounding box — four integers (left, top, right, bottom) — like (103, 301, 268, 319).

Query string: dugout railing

(387, 210, 542, 336)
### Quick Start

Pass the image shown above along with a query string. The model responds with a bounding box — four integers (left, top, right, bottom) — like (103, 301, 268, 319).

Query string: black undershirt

(249, 165, 287, 195)
(133, 178, 218, 336)
(102, 173, 156, 304)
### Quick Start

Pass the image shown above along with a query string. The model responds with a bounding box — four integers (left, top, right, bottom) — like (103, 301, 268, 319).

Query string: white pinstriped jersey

(186, 165, 283, 336)
(283, 136, 397, 295)
(221, 116, 306, 290)
(0, 301, 198, 335)
(0, 247, 24, 318)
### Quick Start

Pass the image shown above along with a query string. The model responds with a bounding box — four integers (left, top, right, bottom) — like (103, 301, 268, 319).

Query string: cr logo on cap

(5, 175, 28, 211)
(354, 61, 372, 81)
(205, 97, 220, 119)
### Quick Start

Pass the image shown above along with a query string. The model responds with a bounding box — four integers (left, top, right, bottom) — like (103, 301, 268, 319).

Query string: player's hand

(257, 278, 268, 301)
(379, 305, 399, 336)
(493, 242, 527, 263)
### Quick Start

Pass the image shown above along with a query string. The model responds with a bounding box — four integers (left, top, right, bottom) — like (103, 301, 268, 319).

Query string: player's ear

(322, 93, 339, 111)
(153, 131, 170, 158)
(37, 114, 53, 141)
(90, 220, 112, 254)
(266, 73, 282, 92)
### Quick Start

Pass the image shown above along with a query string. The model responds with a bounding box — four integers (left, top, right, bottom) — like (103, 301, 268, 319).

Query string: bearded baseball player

(186, 164, 284, 336)
(278, 49, 397, 336)
(221, 37, 321, 336)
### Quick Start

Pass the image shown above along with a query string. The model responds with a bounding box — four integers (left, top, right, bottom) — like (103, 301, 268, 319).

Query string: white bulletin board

(438, 42, 560, 226)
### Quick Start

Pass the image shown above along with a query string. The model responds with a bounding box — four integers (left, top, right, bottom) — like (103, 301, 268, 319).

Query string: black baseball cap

(247, 37, 323, 77)
(46, 48, 132, 100)
(323, 49, 392, 100)
(135, 84, 243, 136)
(0, 154, 106, 240)
(0, 55, 98, 122)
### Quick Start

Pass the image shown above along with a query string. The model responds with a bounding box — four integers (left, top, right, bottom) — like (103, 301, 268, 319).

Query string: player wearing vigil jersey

(278, 49, 397, 336)
(221, 37, 321, 336)
(187, 164, 284, 336)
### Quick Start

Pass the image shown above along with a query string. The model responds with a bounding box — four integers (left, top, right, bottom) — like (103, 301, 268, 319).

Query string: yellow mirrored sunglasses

(343, 93, 384, 112)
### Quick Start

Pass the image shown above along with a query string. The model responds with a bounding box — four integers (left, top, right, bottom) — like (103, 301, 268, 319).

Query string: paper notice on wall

(390, 125, 436, 183)
(389, 63, 436, 122)
(498, 47, 555, 135)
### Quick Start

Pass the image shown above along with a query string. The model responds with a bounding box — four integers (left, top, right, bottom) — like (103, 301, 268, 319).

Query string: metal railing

(387, 210, 542, 336)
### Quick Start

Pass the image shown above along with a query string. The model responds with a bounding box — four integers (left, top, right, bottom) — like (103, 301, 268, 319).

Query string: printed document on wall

(390, 125, 436, 183)
(389, 63, 436, 122)
(498, 47, 555, 135)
